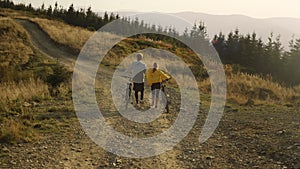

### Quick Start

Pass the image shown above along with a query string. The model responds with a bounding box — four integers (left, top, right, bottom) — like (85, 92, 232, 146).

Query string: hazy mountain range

(98, 11, 300, 49)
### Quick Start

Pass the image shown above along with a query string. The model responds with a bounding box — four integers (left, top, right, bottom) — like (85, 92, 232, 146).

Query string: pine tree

(53, 2, 59, 18)
(285, 39, 300, 85)
(47, 5, 52, 16)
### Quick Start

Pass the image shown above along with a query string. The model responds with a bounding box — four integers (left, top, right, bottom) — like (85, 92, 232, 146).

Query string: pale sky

(13, 0, 300, 18)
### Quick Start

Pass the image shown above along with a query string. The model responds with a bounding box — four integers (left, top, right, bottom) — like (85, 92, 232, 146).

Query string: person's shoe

(140, 100, 144, 104)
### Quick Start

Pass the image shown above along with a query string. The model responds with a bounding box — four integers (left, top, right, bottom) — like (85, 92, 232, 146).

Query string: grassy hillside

(0, 9, 297, 107)
(0, 16, 71, 143)
(11, 10, 300, 106)
(0, 17, 33, 66)
(200, 70, 300, 105)
(0, 8, 299, 169)
(29, 18, 93, 52)
(0, 17, 49, 101)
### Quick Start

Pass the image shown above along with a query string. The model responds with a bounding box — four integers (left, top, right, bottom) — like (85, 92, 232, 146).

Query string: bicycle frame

(161, 79, 170, 113)
(119, 75, 133, 110)
(125, 81, 133, 110)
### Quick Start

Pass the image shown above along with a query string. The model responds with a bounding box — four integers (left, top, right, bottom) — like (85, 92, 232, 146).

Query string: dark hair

(152, 62, 158, 73)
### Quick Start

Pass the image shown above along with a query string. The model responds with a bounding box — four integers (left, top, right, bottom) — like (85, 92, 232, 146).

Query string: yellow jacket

(146, 69, 171, 86)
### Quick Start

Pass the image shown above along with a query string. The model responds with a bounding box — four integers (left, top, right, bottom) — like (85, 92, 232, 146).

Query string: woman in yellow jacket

(146, 62, 171, 108)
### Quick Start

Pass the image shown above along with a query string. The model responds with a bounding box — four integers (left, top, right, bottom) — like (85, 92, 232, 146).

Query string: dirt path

(15, 19, 76, 70)
(9, 19, 186, 168)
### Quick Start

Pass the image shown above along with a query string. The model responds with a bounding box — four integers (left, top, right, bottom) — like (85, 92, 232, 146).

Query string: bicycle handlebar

(116, 74, 133, 84)
(162, 77, 171, 83)
(119, 75, 131, 79)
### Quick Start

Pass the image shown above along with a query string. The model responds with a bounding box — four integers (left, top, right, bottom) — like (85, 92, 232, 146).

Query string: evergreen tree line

(212, 30, 300, 85)
(0, 0, 213, 57)
(102, 18, 211, 55)
(0, 0, 119, 30)
(1, 0, 300, 86)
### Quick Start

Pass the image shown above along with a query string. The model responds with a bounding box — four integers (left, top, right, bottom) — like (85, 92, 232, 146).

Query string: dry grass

(0, 117, 36, 143)
(0, 6, 89, 53)
(0, 16, 51, 143)
(30, 18, 93, 51)
(0, 17, 50, 103)
(0, 17, 33, 66)
(199, 69, 299, 105)
(0, 78, 43, 143)
(0, 78, 49, 102)
(2, 10, 299, 108)
(0, 8, 23, 18)
(227, 73, 296, 104)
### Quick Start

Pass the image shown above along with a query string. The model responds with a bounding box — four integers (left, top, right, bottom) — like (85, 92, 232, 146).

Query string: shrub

(46, 64, 71, 88)
(0, 117, 36, 143)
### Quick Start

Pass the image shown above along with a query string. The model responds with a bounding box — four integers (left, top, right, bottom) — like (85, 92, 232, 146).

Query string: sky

(13, 0, 300, 18)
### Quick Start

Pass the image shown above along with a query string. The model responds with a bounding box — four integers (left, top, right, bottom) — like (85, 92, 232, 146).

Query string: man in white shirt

(124, 53, 146, 105)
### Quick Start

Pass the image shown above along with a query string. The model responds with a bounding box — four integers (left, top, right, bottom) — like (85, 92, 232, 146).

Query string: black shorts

(151, 82, 161, 97)
(151, 82, 161, 91)
(133, 83, 144, 92)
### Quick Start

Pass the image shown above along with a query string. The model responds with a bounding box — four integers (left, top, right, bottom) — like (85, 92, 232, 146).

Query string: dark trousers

(133, 83, 144, 104)
(134, 90, 144, 104)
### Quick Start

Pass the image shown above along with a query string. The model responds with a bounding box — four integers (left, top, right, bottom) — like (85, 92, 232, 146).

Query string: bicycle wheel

(161, 83, 169, 113)
(125, 83, 132, 110)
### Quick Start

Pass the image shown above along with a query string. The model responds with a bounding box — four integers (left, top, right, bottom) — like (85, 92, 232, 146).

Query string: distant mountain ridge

(98, 11, 300, 49)
(174, 12, 300, 49)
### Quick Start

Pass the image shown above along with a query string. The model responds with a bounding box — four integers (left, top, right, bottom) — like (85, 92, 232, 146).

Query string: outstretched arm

(160, 70, 171, 81)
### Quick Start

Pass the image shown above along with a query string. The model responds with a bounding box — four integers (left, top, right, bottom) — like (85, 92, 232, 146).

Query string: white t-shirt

(125, 61, 146, 83)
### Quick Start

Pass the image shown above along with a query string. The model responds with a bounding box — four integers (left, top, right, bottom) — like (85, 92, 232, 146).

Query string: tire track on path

(15, 18, 76, 70)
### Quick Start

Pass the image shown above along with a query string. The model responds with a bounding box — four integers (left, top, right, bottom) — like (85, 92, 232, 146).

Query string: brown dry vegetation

(199, 66, 300, 105)
(30, 18, 93, 51)
(0, 17, 50, 101)
(0, 16, 72, 143)
(1, 10, 299, 106)
(0, 116, 37, 143)
(101, 36, 300, 105)
(0, 17, 47, 143)
(0, 9, 299, 168)
(0, 17, 33, 66)
(0, 78, 49, 102)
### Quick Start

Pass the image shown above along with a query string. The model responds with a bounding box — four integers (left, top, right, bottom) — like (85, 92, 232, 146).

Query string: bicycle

(161, 79, 170, 113)
(120, 75, 170, 111)
(120, 75, 133, 110)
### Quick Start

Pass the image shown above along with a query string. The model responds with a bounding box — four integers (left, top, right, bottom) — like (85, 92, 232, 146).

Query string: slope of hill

(0, 17, 33, 67)
(24, 12, 299, 105)
(0, 9, 299, 169)
(28, 18, 93, 52)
